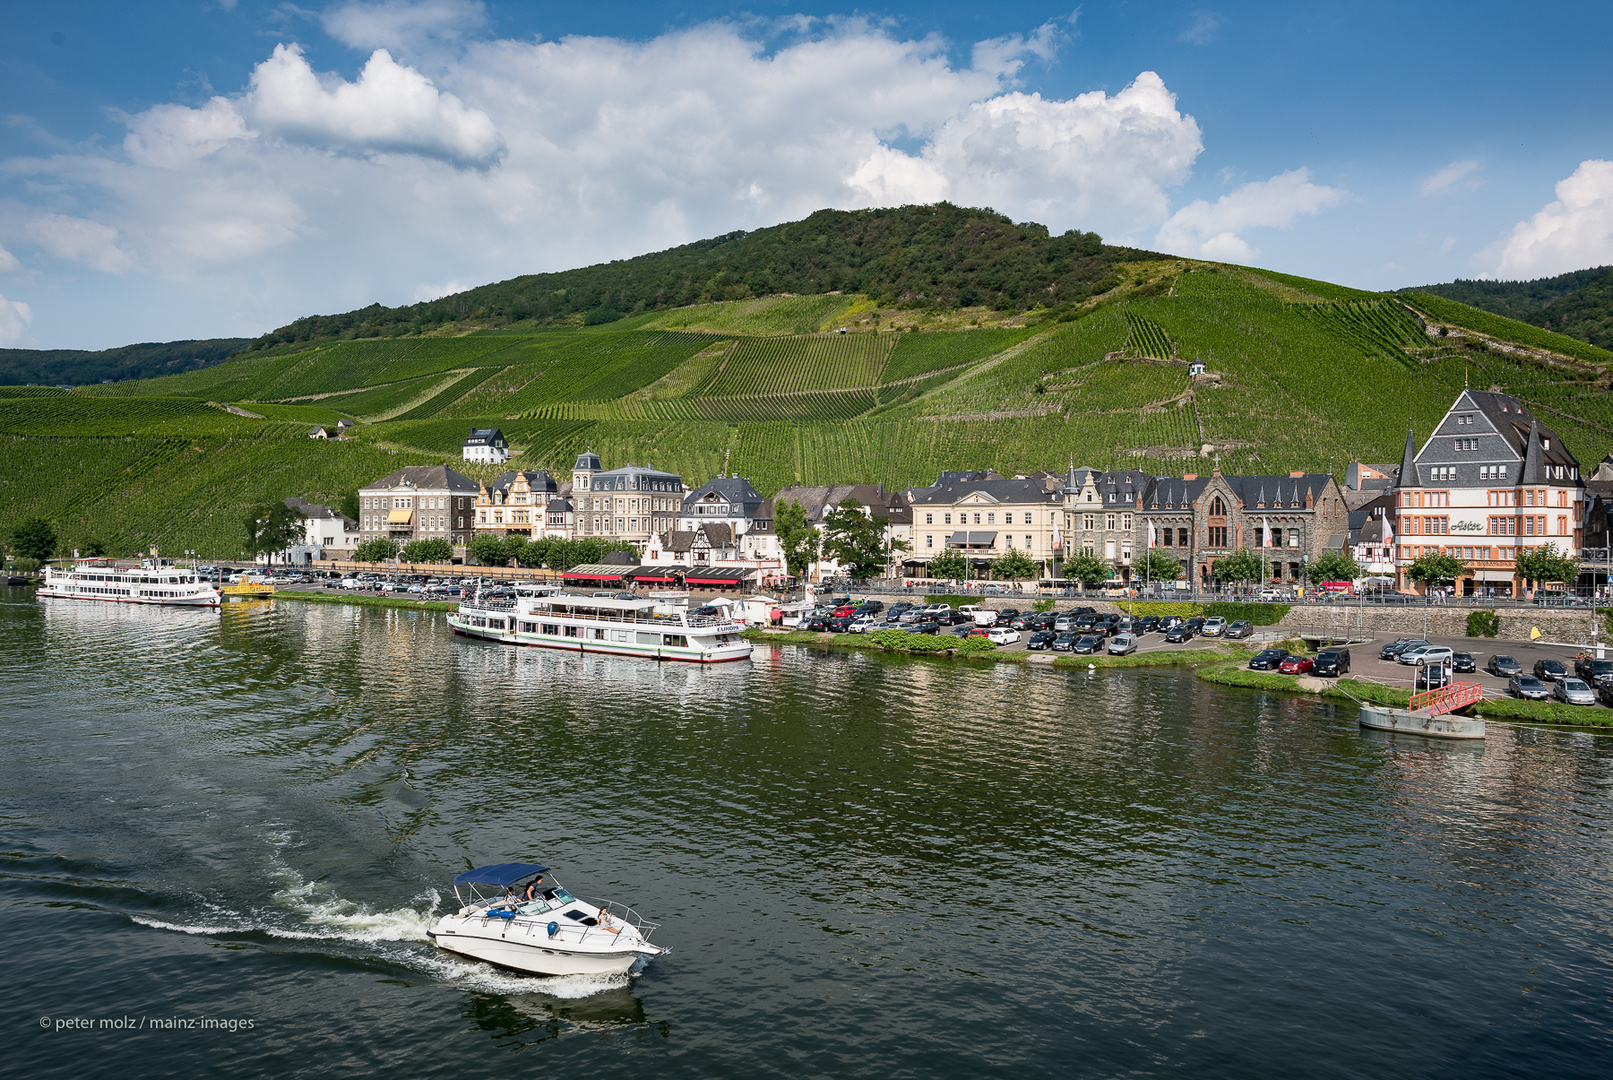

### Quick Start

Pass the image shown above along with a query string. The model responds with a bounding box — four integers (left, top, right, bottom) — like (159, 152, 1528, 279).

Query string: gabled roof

(682, 476, 765, 513)
(773, 484, 903, 522)
(463, 427, 505, 447)
(1143, 476, 1212, 509)
(284, 497, 356, 528)
(658, 523, 736, 553)
(907, 477, 1062, 506)
(489, 469, 558, 496)
(363, 464, 479, 492)
(1223, 473, 1334, 510)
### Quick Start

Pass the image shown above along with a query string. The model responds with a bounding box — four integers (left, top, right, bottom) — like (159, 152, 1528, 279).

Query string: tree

(338, 491, 360, 521)
(402, 537, 453, 562)
(1406, 550, 1465, 589)
(469, 534, 513, 566)
(80, 537, 107, 557)
(820, 499, 889, 580)
(993, 548, 1040, 581)
(354, 537, 397, 562)
(1306, 548, 1361, 586)
(927, 549, 968, 582)
(1135, 549, 1181, 583)
(1064, 550, 1110, 592)
(244, 503, 307, 564)
(775, 499, 817, 580)
(1214, 548, 1265, 587)
(10, 518, 57, 562)
(1515, 543, 1579, 593)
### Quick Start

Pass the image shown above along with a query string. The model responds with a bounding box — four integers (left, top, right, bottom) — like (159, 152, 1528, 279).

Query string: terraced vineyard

(8, 258, 1613, 558)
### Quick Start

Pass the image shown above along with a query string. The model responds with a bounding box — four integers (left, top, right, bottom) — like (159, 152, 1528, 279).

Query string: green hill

(6, 206, 1613, 560)
(1397, 266, 1613, 352)
(0, 337, 252, 388)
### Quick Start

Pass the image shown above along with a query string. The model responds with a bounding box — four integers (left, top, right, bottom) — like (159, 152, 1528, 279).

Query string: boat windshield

(515, 886, 576, 914)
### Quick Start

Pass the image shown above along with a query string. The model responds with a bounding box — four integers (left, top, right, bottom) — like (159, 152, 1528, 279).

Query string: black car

(1138, 616, 1161, 634)
(1028, 613, 1058, 631)
(936, 610, 971, 626)
(1510, 674, 1550, 701)
(1067, 606, 1096, 617)
(1163, 624, 1194, 643)
(1025, 631, 1058, 651)
(1051, 632, 1080, 652)
(1416, 665, 1453, 690)
(1575, 657, 1613, 685)
(1010, 614, 1035, 631)
(1071, 634, 1104, 654)
(1312, 648, 1351, 677)
(1452, 652, 1476, 674)
(994, 608, 1020, 627)
(827, 616, 853, 633)
(949, 625, 975, 638)
(1184, 617, 1207, 635)
(908, 620, 940, 635)
(803, 616, 834, 632)
(1248, 648, 1291, 671)
(1533, 658, 1568, 682)
(1599, 682, 1613, 708)
(1487, 654, 1522, 677)
(1070, 614, 1096, 632)
(884, 604, 913, 623)
(1380, 638, 1418, 661)
(858, 600, 884, 614)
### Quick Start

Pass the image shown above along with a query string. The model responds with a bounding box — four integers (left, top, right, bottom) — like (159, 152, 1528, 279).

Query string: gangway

(1408, 681, 1484, 718)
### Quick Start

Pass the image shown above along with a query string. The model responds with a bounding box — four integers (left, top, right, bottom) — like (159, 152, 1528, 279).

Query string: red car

(833, 605, 856, 617)
(965, 627, 991, 637)
(1277, 656, 1314, 675)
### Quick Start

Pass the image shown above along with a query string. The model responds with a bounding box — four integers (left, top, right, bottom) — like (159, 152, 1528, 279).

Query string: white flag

(1147, 520, 1156, 549)
(1262, 517, 1272, 548)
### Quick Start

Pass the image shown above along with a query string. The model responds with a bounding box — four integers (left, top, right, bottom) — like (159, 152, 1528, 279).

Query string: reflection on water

(2, 592, 1612, 1079)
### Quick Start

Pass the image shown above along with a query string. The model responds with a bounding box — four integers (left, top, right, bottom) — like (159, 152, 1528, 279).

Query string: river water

(3, 592, 1611, 1078)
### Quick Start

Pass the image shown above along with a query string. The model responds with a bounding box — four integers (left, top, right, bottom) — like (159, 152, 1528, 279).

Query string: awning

(562, 563, 641, 580)
(632, 565, 683, 583)
(684, 568, 751, 585)
(947, 531, 998, 548)
(386, 510, 413, 524)
(453, 862, 549, 887)
(1473, 570, 1515, 581)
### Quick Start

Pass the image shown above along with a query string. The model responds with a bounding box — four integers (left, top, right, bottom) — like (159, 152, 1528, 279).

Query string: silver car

(1553, 678, 1597, 706)
(1201, 616, 1227, 637)
(1107, 633, 1138, 656)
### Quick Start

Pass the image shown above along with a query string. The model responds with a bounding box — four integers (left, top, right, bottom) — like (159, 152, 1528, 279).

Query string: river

(3, 592, 1611, 1078)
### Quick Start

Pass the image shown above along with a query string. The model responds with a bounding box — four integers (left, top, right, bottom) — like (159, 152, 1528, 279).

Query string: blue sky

(1, 0, 1610, 349)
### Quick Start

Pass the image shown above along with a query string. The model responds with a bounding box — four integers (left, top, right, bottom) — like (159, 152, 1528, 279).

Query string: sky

(1, 0, 1610, 350)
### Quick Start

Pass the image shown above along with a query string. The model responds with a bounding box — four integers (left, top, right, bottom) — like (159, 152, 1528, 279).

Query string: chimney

(1289, 470, 1304, 478)
(1182, 473, 1197, 481)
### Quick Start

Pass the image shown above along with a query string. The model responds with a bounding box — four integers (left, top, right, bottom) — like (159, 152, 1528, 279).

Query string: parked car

(858, 600, 884, 614)
(1452, 652, 1476, 674)
(1158, 615, 1184, 631)
(1398, 645, 1454, 667)
(1051, 631, 1079, 652)
(1184, 617, 1207, 634)
(1577, 656, 1613, 686)
(1071, 614, 1097, 632)
(1248, 648, 1291, 670)
(1224, 620, 1254, 640)
(803, 615, 833, 632)
(1053, 613, 1077, 632)
(986, 627, 1021, 646)
(1311, 648, 1350, 677)
(849, 615, 880, 633)
(1114, 617, 1136, 634)
(1599, 682, 1613, 709)
(1415, 664, 1453, 690)
(1201, 616, 1228, 637)
(1163, 623, 1195, 644)
(1028, 613, 1058, 632)
(1010, 614, 1035, 631)
(1509, 674, 1550, 700)
(1107, 633, 1138, 656)
(1071, 635, 1104, 655)
(1488, 654, 1523, 677)
(1026, 631, 1058, 651)
(909, 620, 940, 635)
(1277, 655, 1314, 675)
(1533, 658, 1568, 682)
(950, 625, 976, 638)
(994, 609, 1020, 627)
(1380, 638, 1426, 661)
(1554, 677, 1597, 706)
(1138, 616, 1161, 634)
(1255, 587, 1284, 601)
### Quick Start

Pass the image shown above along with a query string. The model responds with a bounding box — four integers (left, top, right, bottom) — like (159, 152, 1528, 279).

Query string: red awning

(685, 577, 737, 585)
(635, 574, 677, 583)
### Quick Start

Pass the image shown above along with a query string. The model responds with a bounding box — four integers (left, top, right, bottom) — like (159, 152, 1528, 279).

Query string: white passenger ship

(37, 559, 221, 608)
(449, 585, 751, 663)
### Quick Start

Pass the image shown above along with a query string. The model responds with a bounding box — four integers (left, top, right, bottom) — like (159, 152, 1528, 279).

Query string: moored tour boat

(428, 863, 666, 977)
(449, 584, 751, 663)
(37, 558, 221, 608)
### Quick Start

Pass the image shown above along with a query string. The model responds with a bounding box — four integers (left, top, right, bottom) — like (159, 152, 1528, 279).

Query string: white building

(279, 498, 361, 563)
(462, 427, 509, 464)
(1394, 390, 1584, 595)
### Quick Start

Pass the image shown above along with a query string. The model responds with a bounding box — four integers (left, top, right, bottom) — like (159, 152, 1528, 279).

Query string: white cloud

(122, 97, 255, 169)
(244, 43, 504, 167)
(413, 279, 468, 301)
(24, 214, 134, 274)
(1420, 159, 1480, 196)
(0, 293, 32, 345)
(1486, 159, 1613, 279)
(0, 242, 20, 273)
(849, 73, 1203, 240)
(321, 0, 488, 54)
(1154, 168, 1346, 262)
(1179, 11, 1224, 45)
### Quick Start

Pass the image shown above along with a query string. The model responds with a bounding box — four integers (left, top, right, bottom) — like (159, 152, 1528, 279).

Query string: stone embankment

(1272, 603, 1600, 643)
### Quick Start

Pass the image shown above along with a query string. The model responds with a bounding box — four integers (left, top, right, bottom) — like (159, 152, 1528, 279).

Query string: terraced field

(8, 273, 1613, 558)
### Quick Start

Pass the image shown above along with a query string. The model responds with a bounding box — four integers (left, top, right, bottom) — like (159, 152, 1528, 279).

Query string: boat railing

(470, 900, 656, 950)
(457, 603, 738, 634)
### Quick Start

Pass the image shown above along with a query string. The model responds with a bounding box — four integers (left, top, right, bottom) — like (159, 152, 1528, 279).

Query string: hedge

(1116, 600, 1291, 625)
(1466, 610, 1500, 638)
(867, 628, 996, 654)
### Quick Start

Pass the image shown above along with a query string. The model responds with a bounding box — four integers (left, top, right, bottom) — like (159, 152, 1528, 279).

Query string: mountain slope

(0, 338, 252, 388)
(1397, 266, 1613, 351)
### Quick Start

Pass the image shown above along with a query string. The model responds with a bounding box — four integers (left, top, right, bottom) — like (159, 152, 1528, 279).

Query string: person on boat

(524, 877, 544, 902)
(597, 906, 620, 934)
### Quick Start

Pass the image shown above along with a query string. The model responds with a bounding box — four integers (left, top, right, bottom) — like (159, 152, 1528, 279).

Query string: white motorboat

(427, 863, 666, 977)
(449, 584, 751, 663)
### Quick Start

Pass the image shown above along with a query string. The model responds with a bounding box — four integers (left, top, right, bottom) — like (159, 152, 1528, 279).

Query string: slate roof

(489, 469, 558, 496)
(1143, 476, 1212, 510)
(1224, 473, 1333, 510)
(906, 477, 1062, 507)
(284, 497, 356, 528)
(682, 476, 766, 515)
(772, 484, 905, 522)
(363, 465, 479, 492)
(659, 524, 735, 553)
(463, 427, 506, 447)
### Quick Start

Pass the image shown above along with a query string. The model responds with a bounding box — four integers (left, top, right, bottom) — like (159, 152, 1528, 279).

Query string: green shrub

(1124, 600, 1205, 619)
(1466, 610, 1500, 638)
(7, 557, 40, 573)
(1032, 598, 1054, 612)
(1203, 601, 1290, 625)
(954, 636, 997, 654)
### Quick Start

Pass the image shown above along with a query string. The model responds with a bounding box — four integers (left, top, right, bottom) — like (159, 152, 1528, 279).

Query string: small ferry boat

(37, 558, 221, 608)
(449, 584, 751, 663)
(428, 862, 666, 977)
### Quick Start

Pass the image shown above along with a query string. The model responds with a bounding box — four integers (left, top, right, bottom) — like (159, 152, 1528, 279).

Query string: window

(1210, 497, 1226, 516)
(974, 513, 982, 525)
(1025, 535, 1033, 548)
(1289, 531, 1300, 548)
(1178, 528, 1189, 547)
(926, 535, 933, 548)
(925, 513, 933, 525)
(1161, 528, 1172, 547)
(1122, 514, 1132, 531)
(986, 513, 995, 524)
(1106, 513, 1116, 531)
(1083, 514, 1095, 530)
(1208, 526, 1228, 547)
(944, 514, 952, 525)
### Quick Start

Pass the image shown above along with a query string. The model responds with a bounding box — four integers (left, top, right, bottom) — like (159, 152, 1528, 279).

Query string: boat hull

(429, 918, 658, 976)
(36, 587, 220, 608)
(449, 616, 751, 663)
(1358, 704, 1485, 740)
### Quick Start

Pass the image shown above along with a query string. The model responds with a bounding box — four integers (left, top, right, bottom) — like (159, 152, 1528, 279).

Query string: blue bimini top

(454, 863, 550, 887)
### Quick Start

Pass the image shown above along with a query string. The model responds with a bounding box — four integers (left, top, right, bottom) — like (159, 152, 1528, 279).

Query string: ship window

(542, 624, 559, 634)
(663, 634, 688, 647)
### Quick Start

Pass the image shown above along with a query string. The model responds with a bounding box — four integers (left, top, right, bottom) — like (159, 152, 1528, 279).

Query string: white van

(960, 604, 995, 627)
(1398, 645, 1455, 667)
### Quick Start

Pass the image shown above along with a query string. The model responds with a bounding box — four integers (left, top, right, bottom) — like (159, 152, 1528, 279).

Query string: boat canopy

(454, 862, 550, 887)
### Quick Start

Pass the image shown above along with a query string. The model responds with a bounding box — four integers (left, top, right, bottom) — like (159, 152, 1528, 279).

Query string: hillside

(1398, 266, 1613, 351)
(0, 338, 252, 388)
(5, 206, 1613, 561)
(247, 203, 1156, 348)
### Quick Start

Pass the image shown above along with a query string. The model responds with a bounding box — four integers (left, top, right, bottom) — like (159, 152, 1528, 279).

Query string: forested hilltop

(1398, 266, 1613, 351)
(0, 338, 251, 388)
(248, 203, 1158, 349)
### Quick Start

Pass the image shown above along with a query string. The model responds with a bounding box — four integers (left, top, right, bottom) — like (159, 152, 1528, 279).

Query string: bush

(1203, 601, 1290, 625)
(954, 636, 997, 654)
(7, 557, 40, 573)
(1466, 610, 1500, 638)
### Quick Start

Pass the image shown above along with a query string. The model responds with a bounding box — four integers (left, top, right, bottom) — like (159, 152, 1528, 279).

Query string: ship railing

(459, 603, 737, 633)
